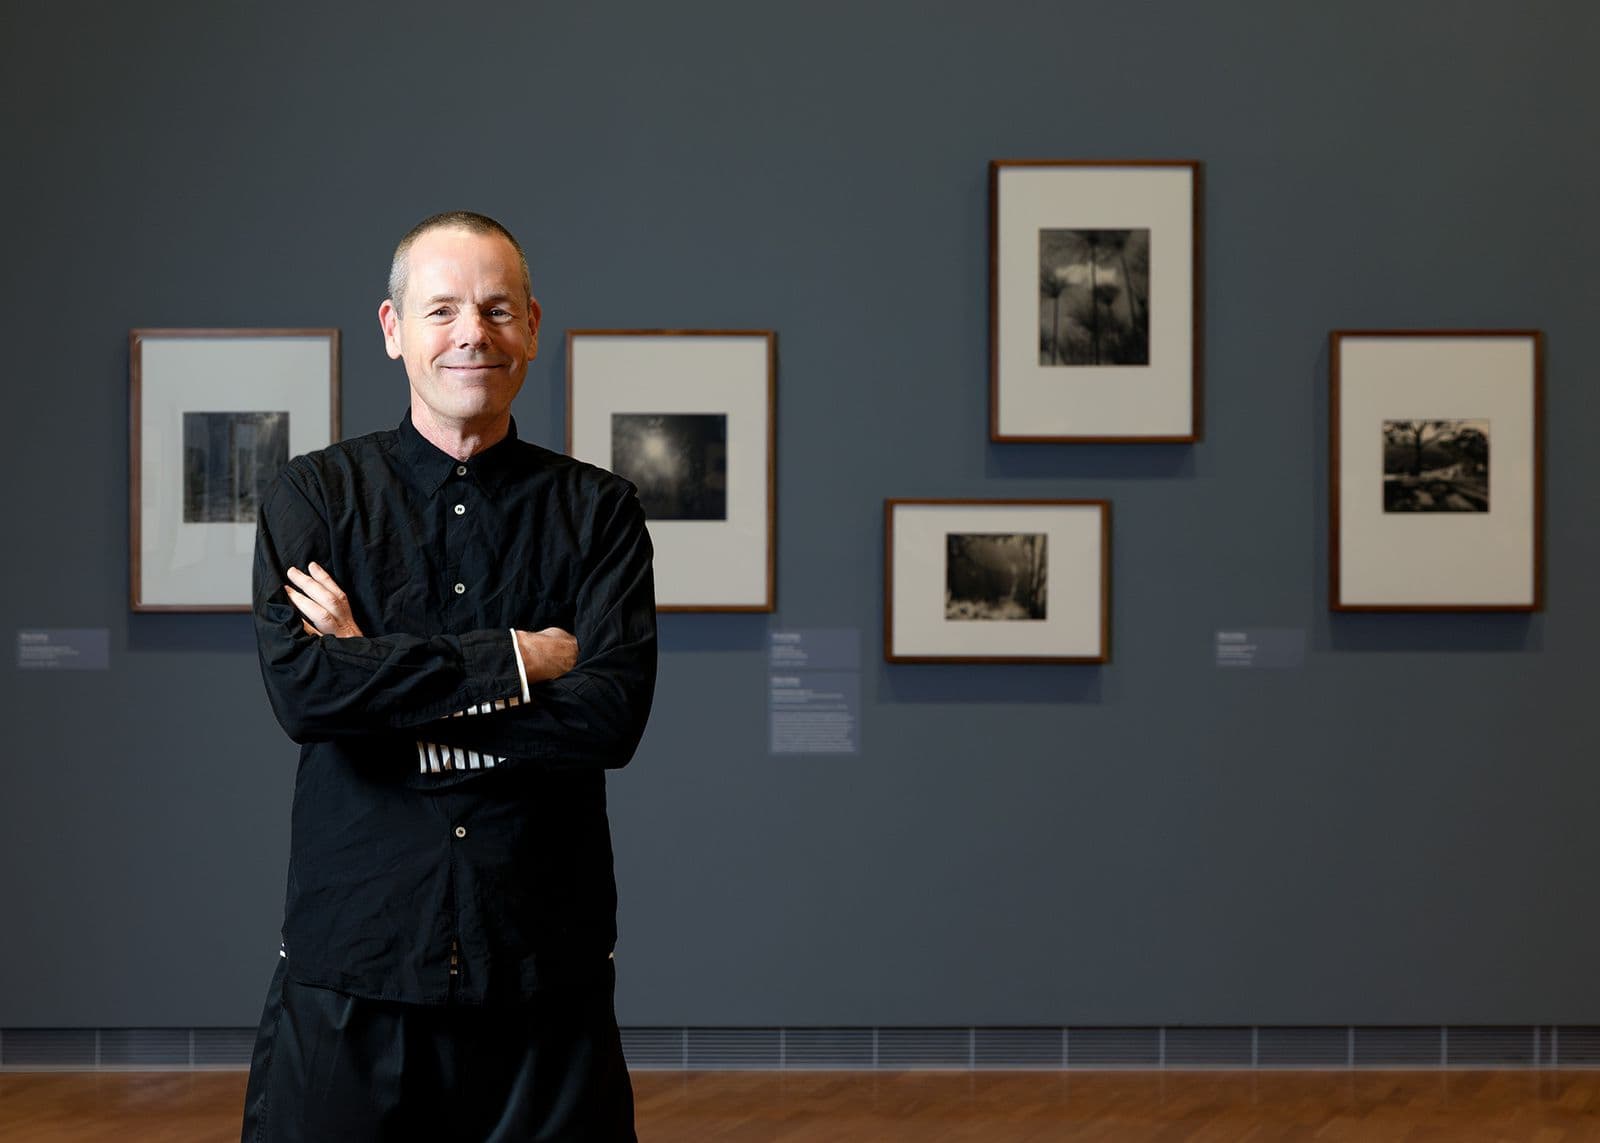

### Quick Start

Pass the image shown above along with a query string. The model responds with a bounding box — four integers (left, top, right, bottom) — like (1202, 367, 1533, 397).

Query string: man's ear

(378, 299, 403, 361)
(527, 296, 543, 361)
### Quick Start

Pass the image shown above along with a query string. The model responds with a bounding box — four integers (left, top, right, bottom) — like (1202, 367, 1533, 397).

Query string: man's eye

(488, 308, 511, 318)
(428, 308, 452, 318)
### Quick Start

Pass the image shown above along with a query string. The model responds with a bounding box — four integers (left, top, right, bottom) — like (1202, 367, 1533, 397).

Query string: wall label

(17, 628, 111, 671)
(769, 629, 861, 754)
(1215, 628, 1305, 669)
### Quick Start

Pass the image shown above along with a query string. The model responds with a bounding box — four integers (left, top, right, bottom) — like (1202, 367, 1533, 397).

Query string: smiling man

(241, 211, 656, 1142)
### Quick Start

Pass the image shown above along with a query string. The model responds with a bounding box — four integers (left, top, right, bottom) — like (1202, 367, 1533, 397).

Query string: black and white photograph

(131, 328, 339, 611)
(1381, 419, 1489, 513)
(1038, 228, 1150, 366)
(568, 331, 774, 610)
(1330, 330, 1541, 611)
(991, 160, 1199, 442)
(611, 412, 728, 521)
(182, 411, 288, 523)
(945, 533, 1048, 621)
(886, 499, 1108, 662)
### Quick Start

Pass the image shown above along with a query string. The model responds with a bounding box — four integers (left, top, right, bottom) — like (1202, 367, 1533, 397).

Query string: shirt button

(454, 582, 466, 595)
(456, 465, 468, 476)
(454, 504, 465, 516)
(454, 826, 467, 839)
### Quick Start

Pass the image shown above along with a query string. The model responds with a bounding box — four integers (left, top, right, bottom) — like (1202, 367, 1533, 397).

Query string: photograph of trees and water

(182, 410, 288, 523)
(945, 533, 1048, 621)
(611, 412, 728, 520)
(1381, 419, 1490, 513)
(1038, 228, 1150, 366)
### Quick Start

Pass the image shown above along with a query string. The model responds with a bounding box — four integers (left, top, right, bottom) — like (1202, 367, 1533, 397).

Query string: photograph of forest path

(946, 533, 1048, 621)
(1381, 418, 1490, 512)
(1038, 228, 1150, 366)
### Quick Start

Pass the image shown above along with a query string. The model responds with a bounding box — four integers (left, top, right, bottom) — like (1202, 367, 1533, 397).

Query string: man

(242, 211, 656, 1142)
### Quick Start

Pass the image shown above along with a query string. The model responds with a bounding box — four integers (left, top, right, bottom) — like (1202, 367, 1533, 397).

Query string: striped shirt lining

(417, 630, 533, 775)
(417, 694, 523, 773)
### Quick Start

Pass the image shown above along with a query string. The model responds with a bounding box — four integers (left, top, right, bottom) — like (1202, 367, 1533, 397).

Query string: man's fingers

(286, 565, 326, 600)
(286, 572, 364, 639)
(307, 562, 346, 597)
(286, 584, 333, 628)
(284, 582, 340, 637)
(287, 566, 343, 614)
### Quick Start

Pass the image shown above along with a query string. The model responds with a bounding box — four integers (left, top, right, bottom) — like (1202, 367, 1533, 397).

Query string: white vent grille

(975, 1027, 1064, 1068)
(1165, 1027, 1254, 1067)
(1354, 1026, 1443, 1066)
(783, 1028, 874, 1068)
(876, 1027, 971, 1068)
(99, 1029, 189, 1068)
(686, 1028, 781, 1069)
(1258, 1026, 1351, 1067)
(1068, 1027, 1162, 1067)
(1447, 1026, 1537, 1066)
(4, 1025, 1597, 1071)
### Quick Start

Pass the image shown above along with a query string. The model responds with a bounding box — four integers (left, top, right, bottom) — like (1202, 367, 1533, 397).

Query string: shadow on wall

(1320, 612, 1541, 655)
(878, 661, 1104, 705)
(127, 613, 257, 655)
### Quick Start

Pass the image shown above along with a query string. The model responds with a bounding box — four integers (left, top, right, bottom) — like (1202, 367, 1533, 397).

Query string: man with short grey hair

(241, 210, 656, 1141)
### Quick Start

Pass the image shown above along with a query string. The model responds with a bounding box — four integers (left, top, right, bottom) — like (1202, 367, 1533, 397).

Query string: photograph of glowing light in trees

(1038, 229, 1149, 366)
(566, 330, 774, 611)
(611, 412, 727, 520)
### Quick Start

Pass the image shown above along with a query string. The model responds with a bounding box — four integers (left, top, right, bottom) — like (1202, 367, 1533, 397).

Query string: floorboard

(1, 1070, 1598, 1141)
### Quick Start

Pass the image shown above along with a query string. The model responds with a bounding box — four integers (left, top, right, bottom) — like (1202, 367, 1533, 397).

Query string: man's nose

(455, 309, 489, 348)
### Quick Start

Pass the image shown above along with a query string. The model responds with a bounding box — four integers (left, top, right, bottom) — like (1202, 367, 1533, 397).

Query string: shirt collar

(393, 409, 521, 495)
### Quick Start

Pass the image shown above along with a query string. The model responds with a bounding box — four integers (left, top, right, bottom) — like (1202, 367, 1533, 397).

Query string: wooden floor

(2, 1069, 1599, 1141)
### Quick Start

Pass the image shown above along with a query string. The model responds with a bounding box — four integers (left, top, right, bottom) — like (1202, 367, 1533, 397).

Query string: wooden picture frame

(885, 499, 1110, 663)
(990, 159, 1202, 443)
(1330, 329, 1543, 611)
(130, 328, 340, 612)
(567, 330, 776, 612)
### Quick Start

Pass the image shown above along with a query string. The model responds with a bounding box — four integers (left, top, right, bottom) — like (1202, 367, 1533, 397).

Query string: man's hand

(515, 627, 579, 683)
(285, 562, 365, 639)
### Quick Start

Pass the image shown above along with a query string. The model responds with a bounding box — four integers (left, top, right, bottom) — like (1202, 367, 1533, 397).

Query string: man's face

(378, 227, 541, 433)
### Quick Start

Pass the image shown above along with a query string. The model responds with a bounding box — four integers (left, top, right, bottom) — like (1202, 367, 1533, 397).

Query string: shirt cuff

(510, 628, 531, 702)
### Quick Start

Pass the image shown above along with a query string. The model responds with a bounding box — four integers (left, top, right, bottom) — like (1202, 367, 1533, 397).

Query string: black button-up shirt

(252, 412, 656, 1005)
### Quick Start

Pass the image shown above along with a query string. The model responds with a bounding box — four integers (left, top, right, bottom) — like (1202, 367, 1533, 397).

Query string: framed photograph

(567, 330, 775, 612)
(1330, 330, 1543, 611)
(130, 329, 340, 612)
(990, 159, 1202, 442)
(885, 499, 1110, 663)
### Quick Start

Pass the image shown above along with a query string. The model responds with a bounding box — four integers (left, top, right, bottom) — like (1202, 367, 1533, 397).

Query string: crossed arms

(252, 462, 658, 774)
(285, 560, 579, 687)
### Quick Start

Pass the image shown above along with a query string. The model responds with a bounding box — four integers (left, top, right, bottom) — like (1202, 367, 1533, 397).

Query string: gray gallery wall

(2, 0, 1596, 1028)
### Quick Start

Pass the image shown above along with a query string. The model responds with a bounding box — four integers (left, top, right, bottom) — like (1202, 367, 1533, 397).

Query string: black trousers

(240, 959, 636, 1143)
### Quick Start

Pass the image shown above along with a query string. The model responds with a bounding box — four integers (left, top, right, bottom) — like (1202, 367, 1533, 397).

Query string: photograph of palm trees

(1039, 229, 1150, 366)
(946, 533, 1047, 621)
(182, 410, 288, 523)
(1382, 419, 1489, 512)
(611, 412, 728, 520)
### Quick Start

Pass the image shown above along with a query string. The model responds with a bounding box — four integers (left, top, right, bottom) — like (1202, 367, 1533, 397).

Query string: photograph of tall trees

(182, 410, 288, 523)
(945, 533, 1048, 621)
(1381, 419, 1489, 513)
(1038, 228, 1150, 366)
